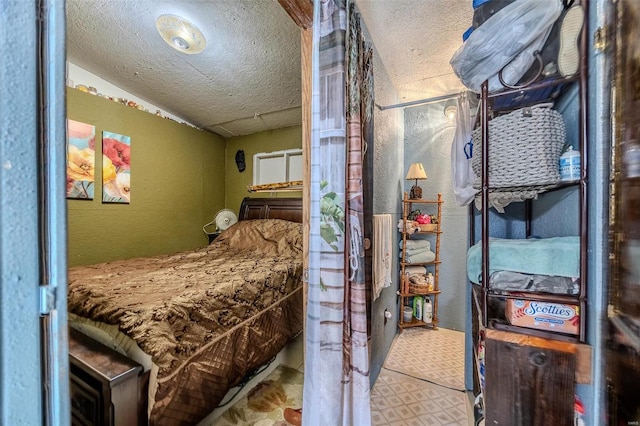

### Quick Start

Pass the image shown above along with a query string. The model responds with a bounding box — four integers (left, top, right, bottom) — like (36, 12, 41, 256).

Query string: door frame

(0, 1, 69, 424)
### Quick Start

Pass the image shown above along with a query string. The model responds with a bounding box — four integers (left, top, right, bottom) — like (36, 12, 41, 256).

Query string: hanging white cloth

(303, 1, 371, 425)
(451, 92, 478, 206)
(373, 214, 392, 301)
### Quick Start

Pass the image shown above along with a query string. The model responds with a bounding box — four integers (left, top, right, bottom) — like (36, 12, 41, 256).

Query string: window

(253, 148, 303, 185)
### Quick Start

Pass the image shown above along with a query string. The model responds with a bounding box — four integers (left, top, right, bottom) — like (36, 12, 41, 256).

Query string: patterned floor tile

(383, 327, 465, 391)
(371, 410, 386, 424)
(205, 327, 471, 426)
(372, 326, 472, 426)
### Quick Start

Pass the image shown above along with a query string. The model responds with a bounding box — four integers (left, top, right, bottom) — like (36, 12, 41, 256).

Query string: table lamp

(406, 163, 427, 199)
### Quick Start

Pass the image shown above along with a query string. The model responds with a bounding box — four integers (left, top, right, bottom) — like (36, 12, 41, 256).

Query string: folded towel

(405, 247, 430, 257)
(399, 247, 430, 258)
(399, 239, 430, 251)
(404, 266, 427, 276)
(405, 250, 436, 264)
(466, 236, 580, 283)
(373, 214, 393, 301)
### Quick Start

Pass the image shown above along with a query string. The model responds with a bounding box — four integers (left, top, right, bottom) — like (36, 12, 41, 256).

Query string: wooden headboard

(238, 197, 303, 223)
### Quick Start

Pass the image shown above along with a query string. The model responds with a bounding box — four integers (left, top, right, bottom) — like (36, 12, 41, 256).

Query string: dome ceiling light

(155, 14, 206, 55)
(443, 99, 457, 121)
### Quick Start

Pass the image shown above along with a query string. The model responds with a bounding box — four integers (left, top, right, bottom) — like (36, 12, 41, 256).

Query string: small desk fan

(203, 209, 238, 238)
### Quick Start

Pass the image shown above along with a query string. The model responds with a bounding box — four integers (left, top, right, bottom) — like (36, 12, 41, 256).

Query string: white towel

(373, 214, 393, 301)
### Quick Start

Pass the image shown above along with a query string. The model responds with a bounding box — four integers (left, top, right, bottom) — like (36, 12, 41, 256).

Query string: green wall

(66, 88, 226, 266)
(224, 126, 302, 213)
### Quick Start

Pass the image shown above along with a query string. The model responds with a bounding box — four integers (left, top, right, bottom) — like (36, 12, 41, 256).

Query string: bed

(67, 197, 304, 425)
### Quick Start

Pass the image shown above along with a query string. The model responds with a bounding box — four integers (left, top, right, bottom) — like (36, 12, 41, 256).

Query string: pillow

(215, 219, 303, 255)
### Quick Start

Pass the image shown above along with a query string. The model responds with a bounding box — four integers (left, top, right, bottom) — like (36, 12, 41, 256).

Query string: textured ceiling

(356, 0, 473, 106)
(66, 0, 302, 138)
(66, 0, 473, 138)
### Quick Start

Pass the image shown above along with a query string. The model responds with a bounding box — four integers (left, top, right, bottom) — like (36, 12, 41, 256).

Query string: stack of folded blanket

(399, 239, 436, 264)
(404, 265, 427, 276)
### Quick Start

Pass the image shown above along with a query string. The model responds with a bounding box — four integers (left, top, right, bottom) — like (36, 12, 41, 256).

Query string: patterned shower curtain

(302, 0, 373, 424)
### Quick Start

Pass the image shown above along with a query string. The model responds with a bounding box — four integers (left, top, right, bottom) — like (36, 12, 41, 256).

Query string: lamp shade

(405, 163, 427, 180)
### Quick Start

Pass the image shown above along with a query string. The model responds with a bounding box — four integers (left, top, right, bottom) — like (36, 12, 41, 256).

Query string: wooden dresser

(68, 327, 148, 426)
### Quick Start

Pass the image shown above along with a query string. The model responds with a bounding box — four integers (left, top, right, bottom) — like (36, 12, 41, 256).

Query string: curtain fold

(451, 91, 477, 206)
(303, 0, 372, 424)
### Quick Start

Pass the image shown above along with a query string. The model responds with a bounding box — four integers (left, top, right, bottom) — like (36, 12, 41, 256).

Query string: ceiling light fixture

(443, 99, 457, 121)
(156, 14, 206, 55)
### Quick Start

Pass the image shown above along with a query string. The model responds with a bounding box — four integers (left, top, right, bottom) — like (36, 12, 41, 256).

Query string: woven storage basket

(471, 104, 566, 189)
(419, 224, 437, 232)
(409, 283, 431, 294)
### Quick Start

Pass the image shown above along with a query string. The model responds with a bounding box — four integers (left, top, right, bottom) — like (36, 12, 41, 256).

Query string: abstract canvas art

(66, 119, 96, 199)
(102, 131, 131, 203)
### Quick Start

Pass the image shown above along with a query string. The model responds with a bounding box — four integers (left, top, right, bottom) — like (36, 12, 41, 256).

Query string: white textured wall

(368, 40, 405, 385)
(404, 102, 468, 331)
(1, 2, 46, 423)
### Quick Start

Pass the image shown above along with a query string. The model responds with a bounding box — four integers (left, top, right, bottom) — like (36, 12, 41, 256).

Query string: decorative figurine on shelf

(410, 187, 420, 199)
(406, 163, 427, 199)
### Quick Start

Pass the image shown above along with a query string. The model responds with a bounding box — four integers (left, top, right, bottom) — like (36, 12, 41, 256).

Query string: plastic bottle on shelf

(424, 298, 433, 324)
(414, 296, 423, 321)
(560, 145, 581, 182)
(427, 272, 434, 291)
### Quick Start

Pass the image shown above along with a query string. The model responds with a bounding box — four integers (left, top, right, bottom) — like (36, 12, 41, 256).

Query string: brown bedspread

(67, 219, 304, 425)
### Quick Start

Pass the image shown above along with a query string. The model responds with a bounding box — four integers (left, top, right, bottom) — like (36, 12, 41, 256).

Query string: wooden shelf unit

(398, 192, 443, 331)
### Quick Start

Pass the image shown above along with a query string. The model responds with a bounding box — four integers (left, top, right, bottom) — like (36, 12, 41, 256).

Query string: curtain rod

(375, 91, 463, 111)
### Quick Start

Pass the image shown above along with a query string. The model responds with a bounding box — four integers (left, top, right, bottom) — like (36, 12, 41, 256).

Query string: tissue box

(506, 299, 579, 335)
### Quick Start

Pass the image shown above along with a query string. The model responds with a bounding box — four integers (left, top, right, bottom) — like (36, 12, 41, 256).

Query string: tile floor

(371, 327, 472, 426)
(383, 327, 466, 391)
(204, 328, 472, 425)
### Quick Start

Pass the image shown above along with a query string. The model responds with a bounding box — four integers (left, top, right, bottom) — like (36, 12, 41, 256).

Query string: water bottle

(423, 298, 433, 324)
(560, 145, 581, 182)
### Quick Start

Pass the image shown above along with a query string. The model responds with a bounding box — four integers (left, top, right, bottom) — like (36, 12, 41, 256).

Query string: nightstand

(207, 232, 221, 244)
(68, 328, 148, 426)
